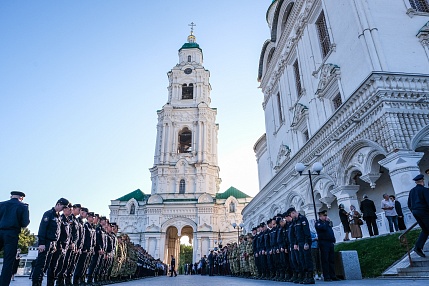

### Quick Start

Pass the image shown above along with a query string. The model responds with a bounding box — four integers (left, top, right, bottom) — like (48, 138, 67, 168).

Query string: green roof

(116, 189, 148, 201)
(215, 186, 251, 200)
(179, 42, 202, 52)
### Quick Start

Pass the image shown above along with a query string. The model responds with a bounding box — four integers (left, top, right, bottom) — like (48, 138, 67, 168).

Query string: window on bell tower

(130, 203, 136, 215)
(179, 179, 186, 194)
(182, 83, 193, 99)
(188, 55, 191, 62)
(178, 127, 192, 153)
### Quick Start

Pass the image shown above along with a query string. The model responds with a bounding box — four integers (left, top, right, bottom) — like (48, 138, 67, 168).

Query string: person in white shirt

(381, 193, 399, 232)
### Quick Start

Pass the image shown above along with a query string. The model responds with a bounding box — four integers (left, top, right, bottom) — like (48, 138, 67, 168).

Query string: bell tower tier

(150, 31, 221, 199)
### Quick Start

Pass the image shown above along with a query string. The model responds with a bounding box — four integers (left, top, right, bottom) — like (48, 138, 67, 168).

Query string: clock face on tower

(184, 68, 192, 74)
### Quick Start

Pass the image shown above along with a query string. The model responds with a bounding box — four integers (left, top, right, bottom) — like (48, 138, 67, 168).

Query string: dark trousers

(46, 245, 64, 280)
(260, 253, 267, 275)
(412, 210, 429, 250)
(53, 249, 68, 279)
(57, 248, 73, 279)
(290, 248, 300, 273)
(266, 252, 273, 274)
(319, 241, 336, 279)
(0, 230, 19, 286)
(87, 252, 101, 281)
(65, 251, 80, 278)
(255, 254, 261, 275)
(298, 243, 313, 273)
(279, 250, 291, 274)
(364, 217, 379, 236)
(73, 251, 90, 281)
(32, 242, 56, 283)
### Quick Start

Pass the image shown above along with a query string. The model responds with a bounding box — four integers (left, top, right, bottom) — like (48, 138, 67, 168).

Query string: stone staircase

(383, 240, 429, 278)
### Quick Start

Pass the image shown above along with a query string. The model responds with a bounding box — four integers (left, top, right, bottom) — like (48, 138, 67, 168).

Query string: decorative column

(331, 185, 360, 211)
(378, 151, 424, 207)
(379, 151, 424, 226)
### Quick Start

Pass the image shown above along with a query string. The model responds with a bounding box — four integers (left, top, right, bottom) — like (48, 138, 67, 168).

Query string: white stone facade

(243, 0, 429, 241)
(109, 33, 252, 264)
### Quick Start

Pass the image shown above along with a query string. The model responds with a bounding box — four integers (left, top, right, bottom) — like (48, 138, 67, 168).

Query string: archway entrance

(164, 225, 194, 268)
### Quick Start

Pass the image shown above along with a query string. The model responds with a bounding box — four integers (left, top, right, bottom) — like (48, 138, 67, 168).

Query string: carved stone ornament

(290, 103, 309, 129)
(357, 153, 364, 164)
(274, 144, 291, 171)
(417, 22, 429, 48)
(316, 64, 341, 96)
(198, 193, 214, 203)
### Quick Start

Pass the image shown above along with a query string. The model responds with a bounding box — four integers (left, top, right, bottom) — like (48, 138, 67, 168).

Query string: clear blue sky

(0, 0, 270, 233)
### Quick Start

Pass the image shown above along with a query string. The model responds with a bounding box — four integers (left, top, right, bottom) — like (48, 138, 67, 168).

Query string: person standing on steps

(408, 174, 429, 258)
(360, 194, 379, 236)
(338, 204, 350, 241)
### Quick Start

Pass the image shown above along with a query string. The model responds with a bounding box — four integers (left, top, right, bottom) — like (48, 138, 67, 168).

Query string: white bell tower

(150, 25, 221, 199)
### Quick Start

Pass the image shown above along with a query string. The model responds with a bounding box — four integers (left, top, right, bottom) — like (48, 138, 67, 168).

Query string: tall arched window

(130, 204, 136, 215)
(182, 83, 193, 99)
(179, 179, 186, 194)
(188, 55, 191, 62)
(178, 128, 192, 153)
(229, 202, 236, 213)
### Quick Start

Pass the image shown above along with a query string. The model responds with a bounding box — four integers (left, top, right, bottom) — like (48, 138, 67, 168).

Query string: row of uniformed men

(227, 207, 339, 284)
(31, 198, 158, 286)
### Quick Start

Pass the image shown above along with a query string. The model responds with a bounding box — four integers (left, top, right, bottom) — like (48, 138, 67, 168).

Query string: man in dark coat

(0, 191, 30, 286)
(360, 194, 379, 236)
(408, 174, 429, 257)
(315, 210, 340, 282)
(208, 250, 214, 276)
(32, 198, 70, 286)
(170, 254, 177, 277)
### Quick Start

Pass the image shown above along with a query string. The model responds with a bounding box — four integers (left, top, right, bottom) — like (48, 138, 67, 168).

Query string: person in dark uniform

(360, 195, 379, 236)
(338, 204, 351, 241)
(407, 174, 429, 257)
(73, 208, 95, 285)
(256, 223, 266, 279)
(170, 254, 177, 277)
(65, 204, 83, 285)
(277, 213, 291, 281)
(288, 207, 314, 284)
(0, 191, 30, 286)
(47, 203, 71, 286)
(32, 198, 70, 286)
(315, 210, 340, 281)
(390, 195, 406, 230)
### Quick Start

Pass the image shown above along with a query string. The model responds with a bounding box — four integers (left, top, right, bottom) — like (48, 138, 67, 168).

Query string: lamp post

(295, 162, 323, 220)
(232, 222, 244, 242)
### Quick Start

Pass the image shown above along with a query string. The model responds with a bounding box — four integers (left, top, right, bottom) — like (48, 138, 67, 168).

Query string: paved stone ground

(10, 275, 429, 286)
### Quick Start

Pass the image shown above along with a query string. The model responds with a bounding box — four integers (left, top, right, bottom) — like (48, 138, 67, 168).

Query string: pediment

(198, 193, 214, 203)
(290, 103, 308, 129)
(198, 223, 212, 231)
(147, 194, 163, 204)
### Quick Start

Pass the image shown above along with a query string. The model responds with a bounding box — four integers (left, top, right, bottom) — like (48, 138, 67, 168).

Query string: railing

(399, 221, 419, 266)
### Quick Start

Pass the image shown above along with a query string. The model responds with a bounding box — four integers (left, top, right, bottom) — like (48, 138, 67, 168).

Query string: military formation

(205, 207, 340, 284)
(31, 198, 165, 286)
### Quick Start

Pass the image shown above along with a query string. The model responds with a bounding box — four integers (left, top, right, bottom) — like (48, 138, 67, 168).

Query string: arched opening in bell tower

(182, 83, 194, 99)
(164, 225, 194, 268)
(178, 128, 192, 153)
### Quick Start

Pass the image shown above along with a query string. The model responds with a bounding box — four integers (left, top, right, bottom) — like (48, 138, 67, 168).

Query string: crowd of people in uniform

(189, 207, 338, 284)
(1, 173, 429, 285)
(29, 198, 167, 286)
(0, 194, 166, 286)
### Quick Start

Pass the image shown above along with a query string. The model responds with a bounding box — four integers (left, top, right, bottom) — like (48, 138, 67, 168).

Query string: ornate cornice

(244, 72, 429, 220)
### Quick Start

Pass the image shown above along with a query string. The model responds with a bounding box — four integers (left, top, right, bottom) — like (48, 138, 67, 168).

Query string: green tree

(179, 244, 193, 273)
(18, 227, 36, 254)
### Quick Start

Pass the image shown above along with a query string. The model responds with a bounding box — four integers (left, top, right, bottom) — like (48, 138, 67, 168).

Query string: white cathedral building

(243, 0, 429, 240)
(109, 31, 252, 264)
